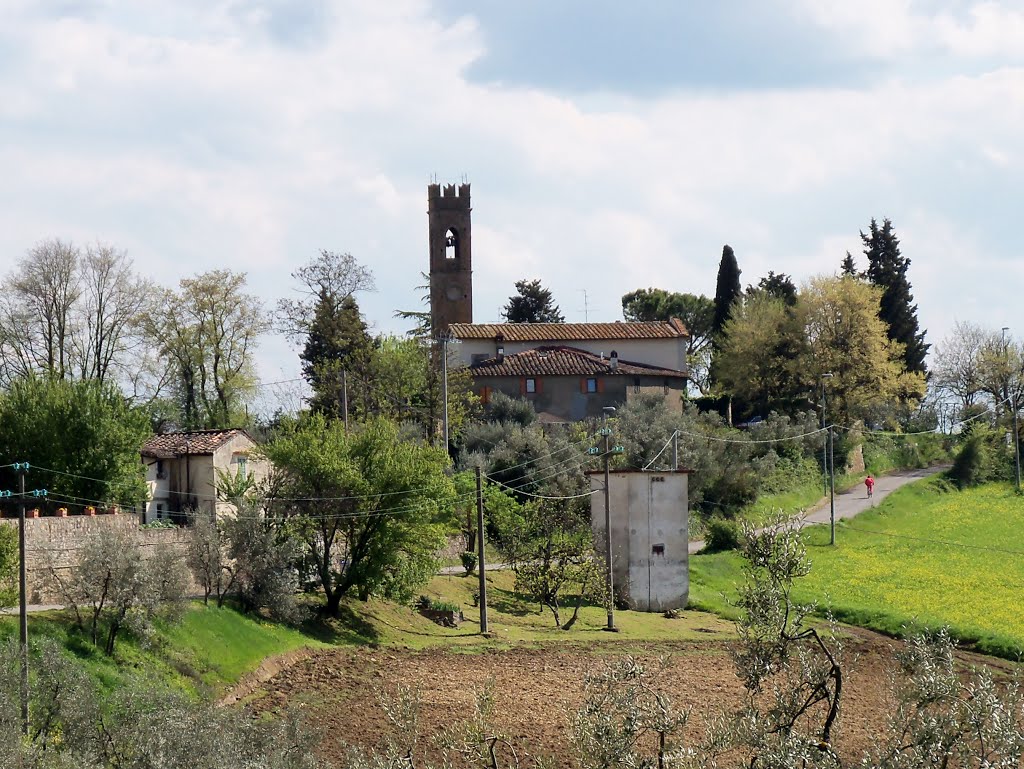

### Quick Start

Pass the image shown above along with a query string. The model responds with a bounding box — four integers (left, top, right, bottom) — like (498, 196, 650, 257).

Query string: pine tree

(861, 218, 929, 374)
(712, 245, 742, 340)
(840, 251, 858, 276)
(748, 271, 797, 306)
(502, 279, 564, 323)
(300, 291, 375, 419)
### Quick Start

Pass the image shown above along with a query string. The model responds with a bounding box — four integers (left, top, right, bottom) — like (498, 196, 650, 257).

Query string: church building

(428, 182, 689, 422)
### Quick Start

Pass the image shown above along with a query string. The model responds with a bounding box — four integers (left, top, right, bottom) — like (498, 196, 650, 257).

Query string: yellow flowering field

(796, 481, 1024, 657)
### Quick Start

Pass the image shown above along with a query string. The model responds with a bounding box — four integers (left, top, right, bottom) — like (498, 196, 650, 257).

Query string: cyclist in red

(865, 475, 875, 498)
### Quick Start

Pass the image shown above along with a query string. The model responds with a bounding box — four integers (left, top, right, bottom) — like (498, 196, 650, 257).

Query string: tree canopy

(144, 270, 268, 429)
(0, 376, 150, 508)
(803, 274, 927, 426)
(263, 415, 456, 614)
(502, 279, 564, 323)
(862, 218, 929, 374)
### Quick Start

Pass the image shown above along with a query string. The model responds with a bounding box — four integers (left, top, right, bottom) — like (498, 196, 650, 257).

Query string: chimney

(610, 350, 618, 371)
(495, 333, 505, 363)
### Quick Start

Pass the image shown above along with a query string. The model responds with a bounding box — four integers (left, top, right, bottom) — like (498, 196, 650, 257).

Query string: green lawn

(0, 603, 326, 699)
(690, 479, 1024, 658)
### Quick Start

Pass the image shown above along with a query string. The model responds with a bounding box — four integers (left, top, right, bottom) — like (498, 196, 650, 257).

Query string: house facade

(140, 429, 269, 523)
(468, 344, 687, 422)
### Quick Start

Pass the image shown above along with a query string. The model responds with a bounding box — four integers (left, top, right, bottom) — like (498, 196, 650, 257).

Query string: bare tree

(932, 320, 988, 412)
(74, 243, 155, 385)
(276, 250, 375, 343)
(0, 238, 81, 382)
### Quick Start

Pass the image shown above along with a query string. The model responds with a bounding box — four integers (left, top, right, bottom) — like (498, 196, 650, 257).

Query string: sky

(2, 0, 1023, 411)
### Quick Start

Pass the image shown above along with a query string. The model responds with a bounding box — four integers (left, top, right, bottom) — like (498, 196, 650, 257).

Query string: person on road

(865, 474, 875, 498)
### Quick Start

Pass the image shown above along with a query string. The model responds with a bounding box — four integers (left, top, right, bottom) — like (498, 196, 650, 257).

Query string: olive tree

(45, 525, 188, 654)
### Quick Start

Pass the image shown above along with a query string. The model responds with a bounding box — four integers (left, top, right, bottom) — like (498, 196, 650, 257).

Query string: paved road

(687, 465, 948, 554)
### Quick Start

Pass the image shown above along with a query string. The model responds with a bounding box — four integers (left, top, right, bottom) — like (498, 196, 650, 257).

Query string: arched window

(445, 228, 459, 260)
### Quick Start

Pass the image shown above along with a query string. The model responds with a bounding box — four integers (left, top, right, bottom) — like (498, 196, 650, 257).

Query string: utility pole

(15, 461, 29, 735)
(821, 373, 835, 545)
(441, 332, 450, 456)
(829, 423, 836, 544)
(341, 369, 349, 431)
(475, 467, 488, 633)
(602, 406, 616, 632)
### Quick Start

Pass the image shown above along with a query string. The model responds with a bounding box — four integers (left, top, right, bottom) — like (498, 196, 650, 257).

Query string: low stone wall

(0, 513, 197, 604)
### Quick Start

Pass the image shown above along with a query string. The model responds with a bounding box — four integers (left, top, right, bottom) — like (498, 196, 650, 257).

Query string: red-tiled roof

(469, 346, 687, 379)
(448, 318, 689, 342)
(141, 429, 255, 457)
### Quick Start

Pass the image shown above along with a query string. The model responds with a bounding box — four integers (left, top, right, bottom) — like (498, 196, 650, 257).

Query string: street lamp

(821, 373, 836, 545)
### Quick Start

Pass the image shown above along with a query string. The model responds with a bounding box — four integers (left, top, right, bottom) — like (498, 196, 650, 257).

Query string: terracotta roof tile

(141, 429, 255, 457)
(448, 318, 689, 342)
(469, 346, 688, 379)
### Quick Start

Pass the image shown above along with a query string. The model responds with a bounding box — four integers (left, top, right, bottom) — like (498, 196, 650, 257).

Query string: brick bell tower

(428, 182, 473, 335)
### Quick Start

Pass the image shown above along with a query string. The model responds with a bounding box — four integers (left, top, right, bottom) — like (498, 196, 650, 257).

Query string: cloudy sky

(2, 0, 1023, 402)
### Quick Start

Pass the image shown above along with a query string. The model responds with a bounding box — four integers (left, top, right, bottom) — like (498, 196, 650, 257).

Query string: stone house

(140, 429, 269, 523)
(468, 343, 688, 422)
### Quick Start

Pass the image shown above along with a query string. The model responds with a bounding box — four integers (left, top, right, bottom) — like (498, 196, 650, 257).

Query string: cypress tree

(861, 218, 929, 374)
(712, 245, 742, 340)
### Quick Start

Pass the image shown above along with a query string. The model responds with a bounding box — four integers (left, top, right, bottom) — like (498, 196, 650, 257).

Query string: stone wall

(0, 513, 196, 604)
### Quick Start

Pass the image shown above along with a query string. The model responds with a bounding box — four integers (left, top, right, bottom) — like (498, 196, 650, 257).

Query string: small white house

(140, 429, 269, 523)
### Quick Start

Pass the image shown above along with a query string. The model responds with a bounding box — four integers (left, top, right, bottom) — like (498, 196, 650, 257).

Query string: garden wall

(0, 513, 196, 604)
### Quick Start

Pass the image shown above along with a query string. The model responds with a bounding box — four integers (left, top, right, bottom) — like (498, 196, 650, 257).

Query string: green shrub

(460, 550, 478, 575)
(430, 599, 460, 613)
(703, 518, 741, 553)
(949, 433, 989, 488)
(948, 426, 1013, 488)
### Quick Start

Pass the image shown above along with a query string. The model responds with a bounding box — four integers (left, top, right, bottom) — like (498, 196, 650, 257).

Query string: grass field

(690, 479, 1024, 658)
(0, 603, 324, 698)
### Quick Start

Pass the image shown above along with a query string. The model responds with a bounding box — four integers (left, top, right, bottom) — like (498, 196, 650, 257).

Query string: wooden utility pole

(475, 467, 488, 634)
(16, 462, 29, 735)
(602, 409, 616, 632)
(341, 369, 349, 431)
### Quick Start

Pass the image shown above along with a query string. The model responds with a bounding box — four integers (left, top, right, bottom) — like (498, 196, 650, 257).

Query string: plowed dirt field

(245, 625, 999, 766)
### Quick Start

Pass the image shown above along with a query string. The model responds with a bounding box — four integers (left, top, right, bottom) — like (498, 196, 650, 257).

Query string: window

(234, 454, 248, 480)
(633, 377, 641, 394)
(525, 378, 537, 394)
(480, 386, 492, 404)
(156, 503, 165, 521)
(586, 378, 598, 393)
(445, 228, 459, 259)
(155, 460, 167, 480)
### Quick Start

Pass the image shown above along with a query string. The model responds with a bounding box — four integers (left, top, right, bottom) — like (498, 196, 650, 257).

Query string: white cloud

(1, 0, 1022, 406)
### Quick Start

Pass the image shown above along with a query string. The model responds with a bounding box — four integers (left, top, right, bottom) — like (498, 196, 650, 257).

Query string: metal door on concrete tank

(644, 473, 687, 611)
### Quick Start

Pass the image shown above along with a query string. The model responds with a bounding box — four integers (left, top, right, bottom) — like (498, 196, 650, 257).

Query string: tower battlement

(428, 180, 473, 333)
(428, 182, 471, 208)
